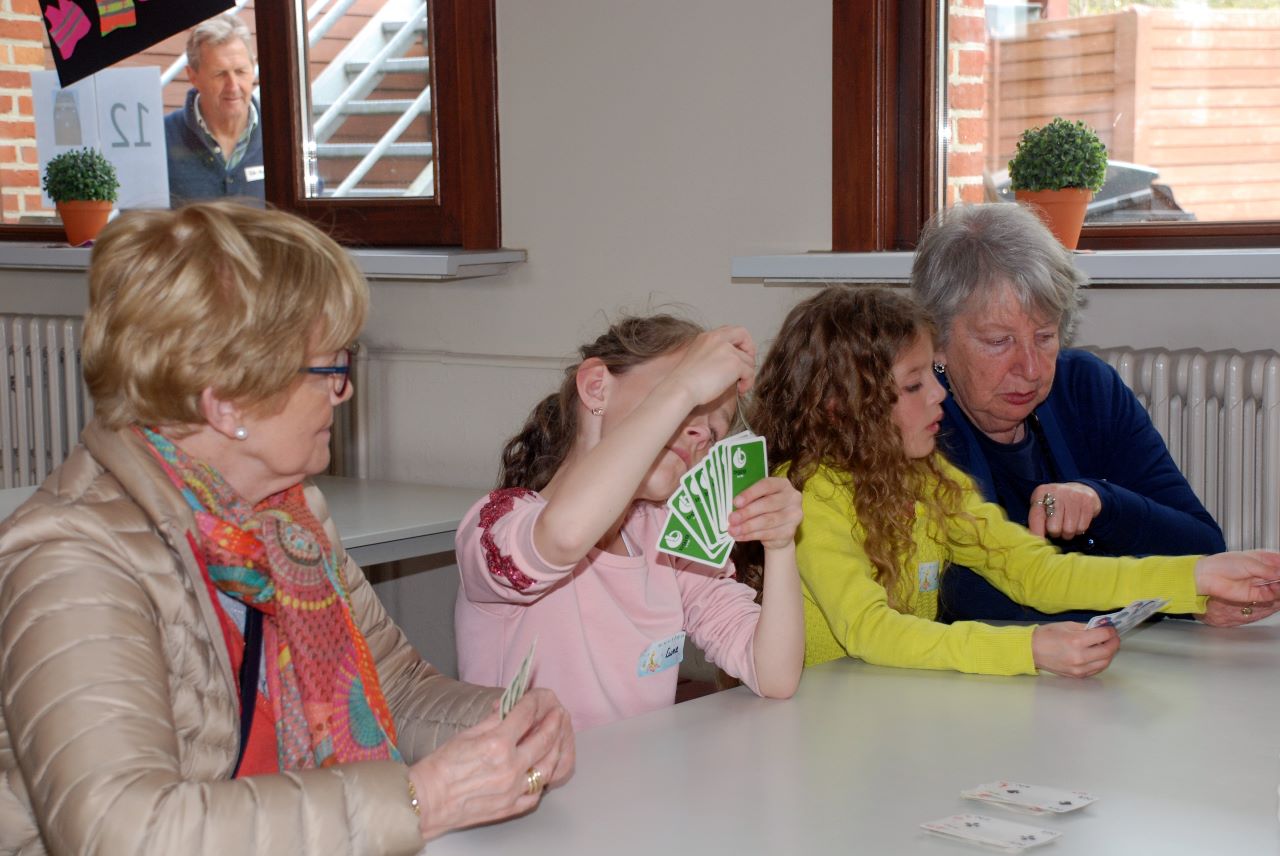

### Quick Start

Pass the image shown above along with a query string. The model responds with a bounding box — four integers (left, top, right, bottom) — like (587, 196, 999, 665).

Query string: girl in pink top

(455, 316, 804, 730)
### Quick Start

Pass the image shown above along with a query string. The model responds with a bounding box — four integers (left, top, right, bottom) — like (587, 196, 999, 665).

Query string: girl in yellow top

(749, 286, 1280, 678)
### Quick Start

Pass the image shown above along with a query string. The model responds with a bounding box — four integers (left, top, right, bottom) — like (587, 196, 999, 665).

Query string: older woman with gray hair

(910, 203, 1251, 627)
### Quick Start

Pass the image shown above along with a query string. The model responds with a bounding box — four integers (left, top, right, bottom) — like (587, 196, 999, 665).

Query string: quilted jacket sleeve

(0, 493, 424, 856)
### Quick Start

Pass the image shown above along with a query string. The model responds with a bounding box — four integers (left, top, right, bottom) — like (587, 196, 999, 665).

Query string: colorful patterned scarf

(141, 428, 402, 770)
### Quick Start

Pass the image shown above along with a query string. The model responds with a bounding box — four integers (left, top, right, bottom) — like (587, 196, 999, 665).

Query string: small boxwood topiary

(42, 147, 120, 203)
(1008, 117, 1107, 193)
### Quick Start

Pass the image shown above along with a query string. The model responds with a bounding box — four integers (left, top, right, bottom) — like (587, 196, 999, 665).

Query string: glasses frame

(301, 345, 357, 396)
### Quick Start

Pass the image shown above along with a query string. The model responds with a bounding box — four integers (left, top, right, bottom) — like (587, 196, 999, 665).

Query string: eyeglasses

(301, 346, 357, 396)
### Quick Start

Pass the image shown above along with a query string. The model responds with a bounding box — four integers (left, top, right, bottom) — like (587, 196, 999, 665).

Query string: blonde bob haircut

(83, 201, 368, 431)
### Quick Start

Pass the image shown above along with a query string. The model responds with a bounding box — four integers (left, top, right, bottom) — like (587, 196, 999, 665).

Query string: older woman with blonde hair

(0, 201, 573, 855)
(910, 203, 1263, 627)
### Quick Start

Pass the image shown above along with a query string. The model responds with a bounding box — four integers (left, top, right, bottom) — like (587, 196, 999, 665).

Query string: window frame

(832, 0, 1280, 252)
(0, 0, 500, 249)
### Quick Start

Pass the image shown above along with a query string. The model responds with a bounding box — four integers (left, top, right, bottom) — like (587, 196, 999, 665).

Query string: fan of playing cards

(656, 431, 767, 569)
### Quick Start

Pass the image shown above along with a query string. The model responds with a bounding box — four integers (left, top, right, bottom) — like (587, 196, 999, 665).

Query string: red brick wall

(948, 0, 989, 205)
(1, 0, 52, 221)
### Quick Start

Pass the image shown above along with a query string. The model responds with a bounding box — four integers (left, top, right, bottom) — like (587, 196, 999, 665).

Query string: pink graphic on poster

(44, 0, 91, 60)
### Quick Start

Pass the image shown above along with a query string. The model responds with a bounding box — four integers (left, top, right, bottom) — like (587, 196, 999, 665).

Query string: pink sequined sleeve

(455, 488, 578, 606)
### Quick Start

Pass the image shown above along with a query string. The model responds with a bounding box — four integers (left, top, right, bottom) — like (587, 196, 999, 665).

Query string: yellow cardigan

(792, 460, 1206, 675)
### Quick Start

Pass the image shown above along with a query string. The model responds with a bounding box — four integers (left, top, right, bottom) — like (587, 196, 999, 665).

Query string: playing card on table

(499, 637, 537, 720)
(1086, 597, 1169, 635)
(921, 814, 1062, 852)
(962, 780, 1097, 815)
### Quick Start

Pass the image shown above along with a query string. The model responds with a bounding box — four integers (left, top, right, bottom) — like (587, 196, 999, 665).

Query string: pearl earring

(234, 426, 249, 440)
(590, 407, 605, 416)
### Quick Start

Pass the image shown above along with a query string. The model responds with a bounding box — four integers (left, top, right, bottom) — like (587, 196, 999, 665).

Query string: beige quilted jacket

(0, 421, 500, 855)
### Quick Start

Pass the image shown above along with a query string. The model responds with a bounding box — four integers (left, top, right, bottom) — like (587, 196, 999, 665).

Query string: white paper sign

(32, 68, 170, 210)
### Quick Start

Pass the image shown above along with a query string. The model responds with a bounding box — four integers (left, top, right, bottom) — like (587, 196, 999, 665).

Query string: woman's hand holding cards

(409, 688, 574, 842)
(728, 477, 803, 550)
(1192, 550, 1280, 611)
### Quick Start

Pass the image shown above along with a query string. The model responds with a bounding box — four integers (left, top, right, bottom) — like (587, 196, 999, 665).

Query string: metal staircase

(308, 0, 434, 198)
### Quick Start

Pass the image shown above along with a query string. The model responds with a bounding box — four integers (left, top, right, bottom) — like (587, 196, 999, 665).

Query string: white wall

(359, 0, 831, 486)
(3, 0, 1278, 491)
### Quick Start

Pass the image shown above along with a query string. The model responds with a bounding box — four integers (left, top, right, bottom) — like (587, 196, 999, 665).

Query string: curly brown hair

(498, 314, 703, 491)
(750, 286, 972, 610)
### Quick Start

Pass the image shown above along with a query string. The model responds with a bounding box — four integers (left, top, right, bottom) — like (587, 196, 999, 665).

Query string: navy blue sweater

(936, 348, 1225, 621)
(164, 89, 265, 208)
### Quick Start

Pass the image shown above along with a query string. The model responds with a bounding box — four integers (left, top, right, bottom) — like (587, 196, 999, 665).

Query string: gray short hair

(186, 13, 255, 71)
(909, 203, 1087, 346)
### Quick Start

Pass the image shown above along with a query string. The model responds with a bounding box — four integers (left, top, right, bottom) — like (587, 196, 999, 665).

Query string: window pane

(0, 2, 263, 225)
(297, 0, 436, 199)
(944, 0, 1280, 225)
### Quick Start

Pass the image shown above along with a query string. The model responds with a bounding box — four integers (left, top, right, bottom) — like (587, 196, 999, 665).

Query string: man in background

(164, 14, 265, 207)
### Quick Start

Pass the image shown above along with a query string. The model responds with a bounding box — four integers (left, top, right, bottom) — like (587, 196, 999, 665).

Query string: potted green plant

(42, 147, 120, 246)
(1008, 117, 1108, 249)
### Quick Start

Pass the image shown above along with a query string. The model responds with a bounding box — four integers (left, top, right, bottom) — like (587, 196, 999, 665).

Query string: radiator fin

(1084, 346, 1280, 551)
(1, 315, 93, 489)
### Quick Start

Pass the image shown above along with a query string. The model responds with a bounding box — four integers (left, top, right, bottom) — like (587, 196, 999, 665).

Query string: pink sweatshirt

(454, 488, 762, 730)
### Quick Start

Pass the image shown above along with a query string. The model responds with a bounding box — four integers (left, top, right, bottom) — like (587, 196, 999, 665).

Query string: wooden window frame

(0, 0, 500, 249)
(833, 0, 1280, 252)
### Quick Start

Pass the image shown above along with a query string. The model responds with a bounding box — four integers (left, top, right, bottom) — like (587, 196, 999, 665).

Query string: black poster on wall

(41, 0, 235, 87)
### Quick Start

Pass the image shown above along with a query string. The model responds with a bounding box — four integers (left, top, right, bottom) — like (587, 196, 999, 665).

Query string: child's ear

(575, 357, 610, 413)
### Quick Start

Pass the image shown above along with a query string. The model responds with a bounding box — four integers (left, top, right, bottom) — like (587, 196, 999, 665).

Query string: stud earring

(932, 362, 946, 375)
(590, 407, 605, 416)
(234, 426, 249, 440)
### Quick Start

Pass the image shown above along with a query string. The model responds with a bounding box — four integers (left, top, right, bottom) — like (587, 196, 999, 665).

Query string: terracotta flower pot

(55, 200, 114, 247)
(1014, 188, 1093, 250)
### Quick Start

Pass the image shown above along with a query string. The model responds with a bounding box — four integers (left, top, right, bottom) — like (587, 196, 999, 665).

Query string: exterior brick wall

(1, 0, 52, 221)
(948, 0, 988, 206)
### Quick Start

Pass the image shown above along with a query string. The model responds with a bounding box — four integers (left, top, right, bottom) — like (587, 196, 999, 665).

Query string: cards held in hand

(656, 431, 767, 569)
(1086, 597, 1169, 635)
(499, 637, 537, 720)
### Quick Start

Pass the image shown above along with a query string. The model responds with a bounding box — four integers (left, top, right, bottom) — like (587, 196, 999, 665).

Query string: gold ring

(1035, 493, 1056, 518)
(1241, 605, 1254, 617)
(525, 767, 544, 796)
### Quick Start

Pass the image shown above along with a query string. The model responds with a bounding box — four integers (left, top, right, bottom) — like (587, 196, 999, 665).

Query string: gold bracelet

(407, 776, 421, 817)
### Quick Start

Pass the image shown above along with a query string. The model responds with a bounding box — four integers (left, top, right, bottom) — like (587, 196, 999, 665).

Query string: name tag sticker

(244, 165, 265, 182)
(637, 631, 685, 676)
(918, 561, 940, 593)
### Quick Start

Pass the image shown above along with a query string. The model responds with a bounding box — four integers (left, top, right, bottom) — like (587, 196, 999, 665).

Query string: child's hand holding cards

(657, 431, 767, 569)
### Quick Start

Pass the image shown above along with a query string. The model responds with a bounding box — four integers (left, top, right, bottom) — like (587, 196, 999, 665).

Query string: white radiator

(1083, 345, 1280, 551)
(0, 315, 92, 489)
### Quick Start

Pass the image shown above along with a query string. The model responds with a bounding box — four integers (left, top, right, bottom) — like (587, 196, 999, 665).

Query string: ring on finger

(1241, 601, 1256, 617)
(1035, 493, 1057, 519)
(525, 767, 544, 796)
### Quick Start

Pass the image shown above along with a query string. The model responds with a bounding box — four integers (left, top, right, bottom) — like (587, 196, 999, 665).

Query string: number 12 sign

(32, 67, 169, 210)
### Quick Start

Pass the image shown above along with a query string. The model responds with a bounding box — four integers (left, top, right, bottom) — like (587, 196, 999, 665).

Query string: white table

(0, 486, 35, 523)
(430, 615, 1280, 854)
(1, 478, 481, 565)
(312, 476, 481, 565)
